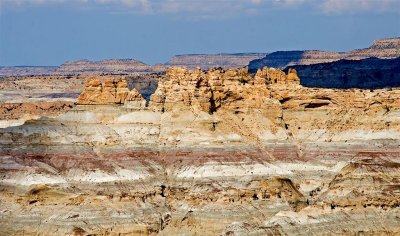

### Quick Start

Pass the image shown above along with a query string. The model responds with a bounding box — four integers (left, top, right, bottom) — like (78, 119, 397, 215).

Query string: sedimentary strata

(0, 66, 399, 235)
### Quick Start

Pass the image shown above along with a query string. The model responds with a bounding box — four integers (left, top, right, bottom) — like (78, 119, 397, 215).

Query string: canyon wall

(1, 66, 400, 235)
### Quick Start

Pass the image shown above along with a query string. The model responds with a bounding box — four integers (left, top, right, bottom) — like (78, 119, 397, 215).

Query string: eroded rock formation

(77, 77, 146, 107)
(125, 89, 147, 108)
(149, 66, 299, 113)
(1, 66, 400, 235)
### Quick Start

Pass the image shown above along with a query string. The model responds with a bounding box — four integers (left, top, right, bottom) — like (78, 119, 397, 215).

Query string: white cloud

(0, 0, 153, 14)
(0, 0, 149, 6)
(319, 0, 400, 14)
(158, 0, 261, 14)
(274, 0, 305, 7)
(1, 0, 399, 15)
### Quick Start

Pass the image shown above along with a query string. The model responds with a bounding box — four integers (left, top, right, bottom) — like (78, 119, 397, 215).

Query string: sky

(0, 0, 399, 66)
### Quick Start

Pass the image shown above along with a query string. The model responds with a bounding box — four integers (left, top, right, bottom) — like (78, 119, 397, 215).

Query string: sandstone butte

(1, 66, 400, 235)
(77, 77, 146, 108)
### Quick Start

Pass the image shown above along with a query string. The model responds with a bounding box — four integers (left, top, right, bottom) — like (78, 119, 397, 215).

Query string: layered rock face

(249, 37, 400, 70)
(1, 67, 400, 235)
(165, 53, 267, 69)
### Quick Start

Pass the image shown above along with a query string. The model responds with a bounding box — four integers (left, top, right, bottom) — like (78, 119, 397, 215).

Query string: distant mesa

(35, 54, 270, 76)
(248, 37, 400, 71)
(58, 54, 269, 75)
(0, 54, 268, 77)
(345, 37, 400, 60)
(165, 53, 267, 69)
(249, 50, 343, 71)
(1, 37, 399, 82)
(56, 59, 166, 75)
(0, 66, 57, 77)
(289, 57, 400, 89)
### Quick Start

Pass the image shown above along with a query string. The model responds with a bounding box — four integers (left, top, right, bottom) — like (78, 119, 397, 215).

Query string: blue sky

(0, 0, 399, 66)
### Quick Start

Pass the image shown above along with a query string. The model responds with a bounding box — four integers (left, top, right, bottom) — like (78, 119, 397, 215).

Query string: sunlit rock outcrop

(77, 77, 146, 107)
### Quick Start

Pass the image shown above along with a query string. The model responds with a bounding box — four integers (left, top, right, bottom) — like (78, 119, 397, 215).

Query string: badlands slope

(0, 67, 400, 235)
